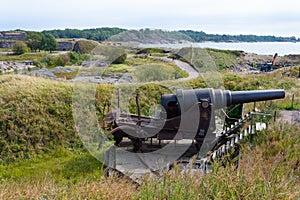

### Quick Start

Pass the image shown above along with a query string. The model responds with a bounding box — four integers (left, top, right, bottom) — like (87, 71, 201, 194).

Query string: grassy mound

(73, 40, 99, 54)
(0, 75, 78, 163)
(175, 47, 241, 71)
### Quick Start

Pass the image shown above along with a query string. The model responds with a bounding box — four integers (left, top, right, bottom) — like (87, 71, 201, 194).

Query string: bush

(67, 51, 86, 64)
(41, 54, 71, 67)
(135, 64, 177, 82)
(12, 41, 29, 55)
(54, 55, 70, 67)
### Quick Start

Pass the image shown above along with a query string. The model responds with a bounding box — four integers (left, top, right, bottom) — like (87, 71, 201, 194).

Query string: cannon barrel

(161, 88, 285, 118)
(229, 90, 285, 106)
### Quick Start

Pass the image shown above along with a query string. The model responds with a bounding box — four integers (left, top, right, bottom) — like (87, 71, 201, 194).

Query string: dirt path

(174, 60, 199, 81)
(158, 57, 199, 80)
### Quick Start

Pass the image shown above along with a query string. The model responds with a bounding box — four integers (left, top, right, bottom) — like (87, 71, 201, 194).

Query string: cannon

(103, 88, 285, 152)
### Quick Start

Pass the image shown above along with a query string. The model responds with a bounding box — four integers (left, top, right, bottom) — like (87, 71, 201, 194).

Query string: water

(141, 42, 300, 56)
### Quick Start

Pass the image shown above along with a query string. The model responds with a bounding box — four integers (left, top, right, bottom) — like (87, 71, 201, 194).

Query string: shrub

(53, 54, 70, 67)
(134, 64, 184, 82)
(67, 51, 86, 64)
(41, 54, 71, 67)
(12, 41, 29, 55)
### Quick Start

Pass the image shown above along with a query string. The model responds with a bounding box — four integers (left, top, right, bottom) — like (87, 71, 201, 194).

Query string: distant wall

(0, 41, 15, 48)
(57, 41, 75, 51)
(0, 31, 26, 41)
(0, 31, 27, 48)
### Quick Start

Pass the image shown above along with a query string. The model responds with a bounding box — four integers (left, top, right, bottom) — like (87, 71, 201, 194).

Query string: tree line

(43, 27, 126, 41)
(13, 31, 58, 55)
(25, 32, 58, 52)
(42, 28, 299, 43)
(179, 30, 299, 42)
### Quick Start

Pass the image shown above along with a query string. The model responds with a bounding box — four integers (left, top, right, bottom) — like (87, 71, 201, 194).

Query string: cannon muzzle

(161, 88, 285, 119)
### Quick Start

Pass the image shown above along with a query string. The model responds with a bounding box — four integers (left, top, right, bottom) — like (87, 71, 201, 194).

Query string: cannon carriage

(103, 88, 285, 153)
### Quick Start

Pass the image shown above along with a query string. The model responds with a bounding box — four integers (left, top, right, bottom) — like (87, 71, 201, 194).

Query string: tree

(12, 41, 29, 55)
(25, 32, 43, 51)
(41, 33, 58, 52)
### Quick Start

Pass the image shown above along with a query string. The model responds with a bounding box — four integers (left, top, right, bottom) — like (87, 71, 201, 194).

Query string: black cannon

(103, 88, 285, 151)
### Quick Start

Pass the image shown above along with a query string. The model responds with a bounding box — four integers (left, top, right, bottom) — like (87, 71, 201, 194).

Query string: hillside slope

(0, 76, 78, 163)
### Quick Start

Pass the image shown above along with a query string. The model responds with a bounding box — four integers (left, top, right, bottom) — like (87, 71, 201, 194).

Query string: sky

(1, 0, 300, 37)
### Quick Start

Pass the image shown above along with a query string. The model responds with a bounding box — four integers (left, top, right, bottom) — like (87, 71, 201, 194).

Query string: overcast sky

(1, 0, 300, 37)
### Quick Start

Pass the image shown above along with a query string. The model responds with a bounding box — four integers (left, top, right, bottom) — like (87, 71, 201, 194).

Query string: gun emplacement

(103, 88, 285, 152)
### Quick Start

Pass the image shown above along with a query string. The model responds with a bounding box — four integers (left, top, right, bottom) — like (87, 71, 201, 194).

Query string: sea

(141, 42, 300, 56)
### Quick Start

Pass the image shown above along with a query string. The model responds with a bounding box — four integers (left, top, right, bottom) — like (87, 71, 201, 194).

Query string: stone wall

(0, 41, 15, 48)
(0, 31, 26, 41)
(57, 41, 75, 51)
(0, 31, 27, 48)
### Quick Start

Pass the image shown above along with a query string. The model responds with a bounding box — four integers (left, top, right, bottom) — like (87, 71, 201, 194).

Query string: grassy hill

(0, 73, 299, 199)
(0, 76, 77, 163)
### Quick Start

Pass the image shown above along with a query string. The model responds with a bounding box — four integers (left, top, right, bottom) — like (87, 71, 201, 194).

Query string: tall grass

(138, 122, 300, 199)
(0, 123, 298, 199)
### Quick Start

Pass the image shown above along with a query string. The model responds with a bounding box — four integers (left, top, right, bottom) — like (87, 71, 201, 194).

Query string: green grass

(134, 63, 188, 82)
(0, 48, 12, 52)
(0, 75, 78, 164)
(106, 56, 188, 80)
(107, 64, 134, 73)
(205, 48, 240, 70)
(175, 47, 241, 71)
(282, 65, 300, 78)
(0, 147, 103, 183)
(0, 51, 48, 61)
(125, 56, 168, 66)
(136, 47, 167, 54)
(53, 67, 79, 80)
(0, 147, 134, 199)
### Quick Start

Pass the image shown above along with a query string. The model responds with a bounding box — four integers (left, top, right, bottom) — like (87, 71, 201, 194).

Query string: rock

(49, 66, 76, 73)
(30, 68, 56, 78)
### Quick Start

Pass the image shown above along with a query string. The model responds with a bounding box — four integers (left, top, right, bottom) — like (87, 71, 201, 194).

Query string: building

(0, 31, 26, 41)
(0, 41, 15, 48)
(0, 31, 27, 48)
